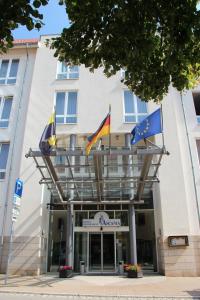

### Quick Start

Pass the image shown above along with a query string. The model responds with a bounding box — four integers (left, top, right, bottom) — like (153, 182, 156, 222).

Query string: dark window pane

(0, 79, 6, 84)
(0, 143, 9, 169)
(0, 60, 9, 78)
(124, 91, 134, 113)
(2, 97, 12, 119)
(0, 172, 5, 179)
(69, 73, 79, 79)
(137, 97, 147, 113)
(193, 92, 200, 120)
(196, 140, 200, 164)
(61, 62, 68, 73)
(69, 66, 79, 72)
(7, 78, 16, 84)
(0, 121, 9, 127)
(56, 92, 65, 115)
(9, 59, 19, 77)
(57, 73, 67, 80)
(56, 116, 64, 124)
(67, 92, 77, 115)
(125, 115, 136, 123)
(66, 116, 77, 123)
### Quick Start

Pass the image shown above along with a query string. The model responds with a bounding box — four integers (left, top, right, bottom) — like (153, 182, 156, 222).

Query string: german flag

(86, 113, 110, 155)
(39, 111, 56, 155)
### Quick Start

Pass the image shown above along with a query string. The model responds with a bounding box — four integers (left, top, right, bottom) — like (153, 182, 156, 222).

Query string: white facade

(0, 41, 38, 272)
(0, 35, 199, 276)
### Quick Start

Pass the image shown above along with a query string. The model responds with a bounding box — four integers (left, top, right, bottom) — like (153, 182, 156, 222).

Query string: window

(57, 62, 79, 79)
(55, 91, 77, 124)
(0, 59, 19, 84)
(196, 140, 200, 164)
(74, 155, 80, 173)
(193, 92, 200, 123)
(0, 96, 13, 128)
(0, 143, 9, 180)
(123, 90, 148, 123)
(55, 155, 65, 174)
(107, 154, 118, 173)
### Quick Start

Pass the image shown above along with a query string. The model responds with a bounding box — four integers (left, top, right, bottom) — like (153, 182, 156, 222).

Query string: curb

(0, 290, 199, 299)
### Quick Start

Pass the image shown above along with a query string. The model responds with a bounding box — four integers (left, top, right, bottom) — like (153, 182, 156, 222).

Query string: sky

(13, 1, 70, 39)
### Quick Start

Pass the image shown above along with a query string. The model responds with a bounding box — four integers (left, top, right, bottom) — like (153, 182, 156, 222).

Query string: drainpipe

(180, 93, 200, 228)
(125, 133, 137, 264)
(66, 134, 76, 266)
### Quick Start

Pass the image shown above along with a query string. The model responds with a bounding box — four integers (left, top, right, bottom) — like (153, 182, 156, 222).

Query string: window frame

(123, 90, 148, 123)
(0, 142, 10, 181)
(55, 90, 78, 125)
(56, 62, 79, 80)
(0, 96, 13, 128)
(0, 59, 19, 85)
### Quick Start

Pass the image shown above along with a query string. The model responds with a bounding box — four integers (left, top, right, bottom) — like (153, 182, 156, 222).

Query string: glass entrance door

(89, 233, 101, 271)
(103, 233, 115, 271)
(89, 232, 115, 272)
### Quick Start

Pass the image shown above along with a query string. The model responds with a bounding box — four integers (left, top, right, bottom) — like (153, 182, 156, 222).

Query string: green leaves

(0, 0, 49, 53)
(33, 0, 42, 8)
(50, 0, 200, 102)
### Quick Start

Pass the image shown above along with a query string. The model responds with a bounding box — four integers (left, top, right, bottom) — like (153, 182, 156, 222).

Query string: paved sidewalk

(0, 273, 199, 299)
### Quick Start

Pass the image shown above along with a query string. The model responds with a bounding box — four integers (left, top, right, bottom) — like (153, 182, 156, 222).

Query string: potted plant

(58, 265, 73, 278)
(124, 264, 143, 278)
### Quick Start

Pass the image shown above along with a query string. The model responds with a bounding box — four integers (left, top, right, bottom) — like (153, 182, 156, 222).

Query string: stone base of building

(0, 235, 47, 276)
(157, 235, 200, 276)
(1, 234, 200, 276)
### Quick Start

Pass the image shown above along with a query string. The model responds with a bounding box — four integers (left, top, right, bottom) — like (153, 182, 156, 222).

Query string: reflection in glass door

(89, 233, 101, 271)
(103, 233, 115, 271)
(89, 232, 115, 272)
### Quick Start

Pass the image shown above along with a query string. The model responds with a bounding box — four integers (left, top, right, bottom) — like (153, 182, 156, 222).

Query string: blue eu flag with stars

(131, 108, 162, 145)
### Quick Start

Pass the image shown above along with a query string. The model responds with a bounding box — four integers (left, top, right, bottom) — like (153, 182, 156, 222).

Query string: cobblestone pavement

(0, 273, 199, 299)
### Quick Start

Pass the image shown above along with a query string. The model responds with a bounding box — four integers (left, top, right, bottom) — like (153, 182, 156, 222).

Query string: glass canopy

(26, 145, 167, 204)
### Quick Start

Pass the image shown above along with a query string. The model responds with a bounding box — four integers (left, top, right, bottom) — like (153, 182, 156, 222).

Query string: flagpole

(160, 104, 165, 149)
(109, 104, 111, 154)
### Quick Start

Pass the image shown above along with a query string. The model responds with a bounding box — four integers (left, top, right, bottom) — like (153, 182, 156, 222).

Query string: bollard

(80, 261, 85, 274)
(118, 260, 124, 275)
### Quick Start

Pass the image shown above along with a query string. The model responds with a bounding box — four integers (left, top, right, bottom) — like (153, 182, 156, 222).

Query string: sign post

(4, 179, 23, 285)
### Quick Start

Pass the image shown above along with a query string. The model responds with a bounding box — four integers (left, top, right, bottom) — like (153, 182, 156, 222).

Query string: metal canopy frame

(26, 145, 168, 205)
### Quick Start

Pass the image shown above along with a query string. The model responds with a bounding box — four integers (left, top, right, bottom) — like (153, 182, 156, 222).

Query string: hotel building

(0, 35, 200, 277)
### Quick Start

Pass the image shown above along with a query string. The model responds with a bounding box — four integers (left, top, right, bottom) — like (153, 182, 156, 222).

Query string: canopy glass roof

(27, 145, 167, 204)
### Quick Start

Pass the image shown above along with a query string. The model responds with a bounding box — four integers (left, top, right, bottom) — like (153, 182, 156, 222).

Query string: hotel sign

(83, 212, 121, 227)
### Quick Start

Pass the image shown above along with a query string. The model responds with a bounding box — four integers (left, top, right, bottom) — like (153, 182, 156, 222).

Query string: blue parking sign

(14, 178, 23, 198)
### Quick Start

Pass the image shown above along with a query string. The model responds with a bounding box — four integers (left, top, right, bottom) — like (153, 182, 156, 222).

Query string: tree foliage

(50, 0, 200, 102)
(0, 0, 49, 53)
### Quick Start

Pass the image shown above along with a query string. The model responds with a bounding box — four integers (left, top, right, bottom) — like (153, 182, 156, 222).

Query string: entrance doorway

(89, 233, 115, 272)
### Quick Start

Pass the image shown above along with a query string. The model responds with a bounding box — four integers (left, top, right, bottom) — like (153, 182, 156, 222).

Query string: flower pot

(137, 271, 143, 278)
(59, 269, 72, 278)
(127, 270, 143, 278)
(127, 270, 137, 278)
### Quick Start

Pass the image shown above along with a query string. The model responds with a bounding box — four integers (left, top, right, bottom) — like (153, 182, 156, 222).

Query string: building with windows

(0, 38, 38, 273)
(0, 35, 200, 277)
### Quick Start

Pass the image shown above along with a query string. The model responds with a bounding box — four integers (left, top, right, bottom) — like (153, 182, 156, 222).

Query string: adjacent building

(0, 35, 200, 277)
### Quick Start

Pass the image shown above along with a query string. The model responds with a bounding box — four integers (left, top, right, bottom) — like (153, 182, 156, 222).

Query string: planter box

(127, 270, 143, 278)
(127, 270, 137, 278)
(59, 269, 72, 278)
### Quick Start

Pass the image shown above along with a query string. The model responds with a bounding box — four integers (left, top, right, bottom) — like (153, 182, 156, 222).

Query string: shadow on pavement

(185, 289, 200, 298)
